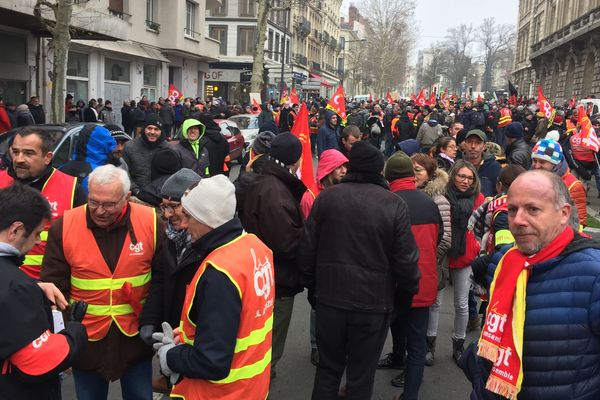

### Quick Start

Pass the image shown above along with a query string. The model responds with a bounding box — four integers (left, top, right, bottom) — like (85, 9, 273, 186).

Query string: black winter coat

(203, 126, 230, 176)
(297, 172, 421, 312)
(505, 138, 532, 170)
(396, 115, 415, 142)
(241, 160, 307, 297)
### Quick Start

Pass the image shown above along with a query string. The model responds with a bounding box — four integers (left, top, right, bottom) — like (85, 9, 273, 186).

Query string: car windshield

(230, 116, 258, 129)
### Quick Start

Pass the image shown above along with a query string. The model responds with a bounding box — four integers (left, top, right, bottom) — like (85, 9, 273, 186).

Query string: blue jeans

(468, 289, 478, 320)
(391, 306, 429, 400)
(73, 360, 152, 400)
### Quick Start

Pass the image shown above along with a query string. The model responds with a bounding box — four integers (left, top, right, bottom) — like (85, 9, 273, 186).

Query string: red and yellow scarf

(478, 227, 574, 399)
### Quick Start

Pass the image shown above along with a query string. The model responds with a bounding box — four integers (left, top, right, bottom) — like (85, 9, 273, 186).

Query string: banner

(168, 84, 184, 104)
(290, 103, 317, 194)
(575, 105, 600, 152)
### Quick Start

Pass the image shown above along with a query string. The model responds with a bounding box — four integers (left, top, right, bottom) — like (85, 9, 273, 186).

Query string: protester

(27, 96, 45, 124)
(317, 110, 341, 157)
(339, 124, 361, 158)
(0, 184, 87, 399)
(504, 121, 532, 170)
(104, 124, 132, 172)
(99, 100, 118, 126)
(174, 118, 210, 177)
(461, 129, 502, 196)
(298, 140, 420, 399)
(462, 170, 600, 400)
(434, 136, 458, 171)
(0, 127, 85, 279)
(16, 104, 35, 127)
(195, 113, 230, 176)
(83, 99, 99, 122)
(0, 97, 12, 133)
(41, 164, 164, 400)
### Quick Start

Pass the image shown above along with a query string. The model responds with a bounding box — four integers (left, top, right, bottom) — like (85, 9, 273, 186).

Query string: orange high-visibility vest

(172, 234, 274, 400)
(63, 203, 156, 341)
(498, 108, 512, 128)
(0, 168, 76, 279)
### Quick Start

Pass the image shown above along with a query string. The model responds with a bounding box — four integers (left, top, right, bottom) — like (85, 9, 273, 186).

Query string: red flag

(410, 93, 416, 102)
(509, 95, 517, 106)
(368, 92, 373, 102)
(251, 98, 262, 114)
(280, 84, 288, 104)
(575, 105, 600, 152)
(441, 88, 447, 102)
(290, 87, 300, 104)
(415, 88, 426, 107)
(569, 94, 576, 109)
(386, 90, 393, 103)
(326, 86, 347, 123)
(476, 93, 483, 103)
(290, 103, 317, 194)
(537, 85, 555, 126)
(426, 91, 436, 107)
(168, 84, 184, 105)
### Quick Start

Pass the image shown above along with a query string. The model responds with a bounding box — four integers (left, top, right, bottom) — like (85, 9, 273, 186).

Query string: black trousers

(312, 304, 391, 400)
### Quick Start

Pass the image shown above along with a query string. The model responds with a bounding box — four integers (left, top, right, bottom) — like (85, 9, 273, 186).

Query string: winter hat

(181, 174, 236, 229)
(348, 141, 384, 174)
(545, 130, 561, 142)
(465, 129, 487, 143)
(104, 124, 132, 142)
(532, 139, 563, 165)
(144, 113, 162, 129)
(504, 122, 524, 139)
(397, 139, 420, 156)
(252, 131, 277, 155)
(553, 114, 564, 125)
(316, 149, 348, 182)
(151, 147, 182, 177)
(16, 104, 29, 112)
(384, 151, 414, 181)
(269, 132, 302, 166)
(161, 168, 202, 201)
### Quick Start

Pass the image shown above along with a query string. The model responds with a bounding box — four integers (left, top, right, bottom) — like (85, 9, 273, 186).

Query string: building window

(146, 0, 159, 30)
(67, 51, 89, 78)
(275, 33, 280, 61)
(267, 29, 273, 59)
(286, 38, 290, 63)
(212, 0, 226, 16)
(280, 36, 285, 63)
(209, 25, 228, 55)
(238, 27, 256, 56)
(185, 1, 198, 38)
(105, 58, 130, 82)
(239, 0, 255, 17)
(143, 64, 157, 87)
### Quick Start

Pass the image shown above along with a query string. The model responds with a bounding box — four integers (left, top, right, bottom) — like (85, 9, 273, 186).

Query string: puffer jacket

(553, 159, 587, 226)
(505, 138, 532, 170)
(59, 124, 117, 192)
(174, 118, 211, 177)
(121, 128, 169, 194)
(463, 233, 600, 400)
(478, 151, 502, 197)
(421, 169, 452, 289)
(416, 119, 443, 149)
(317, 110, 340, 157)
(297, 172, 421, 313)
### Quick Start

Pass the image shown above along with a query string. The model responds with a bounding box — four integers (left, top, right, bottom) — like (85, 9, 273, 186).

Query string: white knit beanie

(181, 174, 236, 229)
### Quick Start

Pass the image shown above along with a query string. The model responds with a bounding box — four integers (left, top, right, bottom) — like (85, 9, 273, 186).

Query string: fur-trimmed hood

(420, 168, 448, 198)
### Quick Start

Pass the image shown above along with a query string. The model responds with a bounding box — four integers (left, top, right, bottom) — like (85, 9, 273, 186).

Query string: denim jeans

(427, 288, 445, 337)
(73, 359, 152, 400)
(450, 267, 472, 339)
(468, 289, 479, 320)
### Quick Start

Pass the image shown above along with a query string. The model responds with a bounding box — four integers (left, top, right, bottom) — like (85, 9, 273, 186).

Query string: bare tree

(476, 18, 516, 92)
(360, 0, 416, 98)
(34, 0, 73, 123)
(421, 43, 445, 90)
(442, 23, 474, 94)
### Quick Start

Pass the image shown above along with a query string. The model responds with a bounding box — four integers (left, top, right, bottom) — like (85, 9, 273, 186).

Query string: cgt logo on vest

(252, 248, 274, 300)
(129, 241, 145, 256)
(46, 199, 59, 217)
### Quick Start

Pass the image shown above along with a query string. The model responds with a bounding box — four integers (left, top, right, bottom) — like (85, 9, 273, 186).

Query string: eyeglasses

(414, 167, 426, 173)
(88, 195, 125, 211)
(160, 203, 181, 214)
(456, 174, 475, 182)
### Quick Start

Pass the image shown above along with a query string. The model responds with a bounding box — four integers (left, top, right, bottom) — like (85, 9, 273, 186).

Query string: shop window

(67, 52, 89, 78)
(105, 58, 130, 82)
(67, 80, 88, 102)
(0, 33, 26, 64)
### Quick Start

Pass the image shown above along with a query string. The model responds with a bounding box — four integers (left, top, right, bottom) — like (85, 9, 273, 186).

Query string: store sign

(293, 72, 308, 81)
(204, 69, 243, 82)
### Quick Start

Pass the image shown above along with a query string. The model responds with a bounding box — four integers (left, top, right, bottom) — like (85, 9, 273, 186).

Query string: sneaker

(377, 352, 404, 369)
(467, 316, 482, 332)
(390, 371, 405, 387)
(311, 348, 319, 366)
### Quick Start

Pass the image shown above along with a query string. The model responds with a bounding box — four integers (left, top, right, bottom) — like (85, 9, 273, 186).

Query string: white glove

(157, 342, 180, 385)
(152, 321, 175, 351)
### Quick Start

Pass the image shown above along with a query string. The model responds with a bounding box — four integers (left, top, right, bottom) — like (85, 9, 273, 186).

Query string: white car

(228, 114, 259, 147)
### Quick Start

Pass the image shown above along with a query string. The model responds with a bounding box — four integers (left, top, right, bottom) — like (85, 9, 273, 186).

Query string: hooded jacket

(300, 149, 348, 219)
(60, 125, 117, 192)
(416, 119, 443, 149)
(396, 115, 415, 142)
(505, 138, 532, 170)
(316, 110, 340, 157)
(477, 151, 502, 197)
(174, 119, 210, 177)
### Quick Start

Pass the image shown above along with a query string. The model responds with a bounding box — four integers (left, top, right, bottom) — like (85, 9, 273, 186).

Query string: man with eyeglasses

(41, 164, 165, 400)
(0, 127, 86, 279)
(461, 129, 502, 196)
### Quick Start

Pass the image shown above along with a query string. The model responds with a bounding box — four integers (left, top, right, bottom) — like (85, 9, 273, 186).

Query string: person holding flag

(571, 107, 600, 196)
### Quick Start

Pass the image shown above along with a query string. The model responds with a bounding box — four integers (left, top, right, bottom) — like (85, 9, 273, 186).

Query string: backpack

(370, 123, 381, 138)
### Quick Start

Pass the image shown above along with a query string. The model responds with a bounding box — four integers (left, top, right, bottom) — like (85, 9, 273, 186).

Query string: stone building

(513, 0, 600, 102)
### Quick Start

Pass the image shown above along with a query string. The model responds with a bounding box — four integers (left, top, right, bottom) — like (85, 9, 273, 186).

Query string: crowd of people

(0, 87, 600, 400)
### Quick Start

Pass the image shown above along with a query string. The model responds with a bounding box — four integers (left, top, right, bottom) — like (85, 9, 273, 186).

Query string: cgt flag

(415, 88, 426, 107)
(168, 84, 184, 105)
(290, 87, 300, 104)
(291, 102, 317, 194)
(386, 90, 394, 103)
(537, 85, 556, 127)
(326, 85, 347, 124)
(575, 105, 600, 152)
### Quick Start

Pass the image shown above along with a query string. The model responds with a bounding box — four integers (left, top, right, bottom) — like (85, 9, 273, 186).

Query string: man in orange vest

(154, 174, 274, 400)
(0, 127, 86, 280)
(41, 164, 165, 400)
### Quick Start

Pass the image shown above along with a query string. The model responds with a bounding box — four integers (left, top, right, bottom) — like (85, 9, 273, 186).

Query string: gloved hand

(69, 300, 88, 322)
(157, 342, 180, 385)
(139, 325, 156, 346)
(152, 322, 175, 351)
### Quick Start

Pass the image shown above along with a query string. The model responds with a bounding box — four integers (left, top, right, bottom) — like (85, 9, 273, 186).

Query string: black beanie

(151, 147, 182, 179)
(144, 113, 162, 130)
(504, 122, 524, 139)
(348, 141, 384, 174)
(252, 131, 277, 155)
(384, 151, 414, 181)
(270, 132, 302, 165)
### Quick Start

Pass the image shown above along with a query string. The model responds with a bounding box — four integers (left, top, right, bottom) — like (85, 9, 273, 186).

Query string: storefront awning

(309, 73, 333, 88)
(71, 40, 170, 63)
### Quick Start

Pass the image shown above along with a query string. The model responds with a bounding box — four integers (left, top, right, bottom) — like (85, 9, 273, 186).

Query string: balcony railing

(146, 20, 160, 32)
(184, 28, 202, 39)
(311, 61, 321, 72)
(108, 7, 131, 21)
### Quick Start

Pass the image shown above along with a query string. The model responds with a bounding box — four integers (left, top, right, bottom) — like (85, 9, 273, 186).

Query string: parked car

(228, 114, 259, 148)
(0, 122, 104, 169)
(214, 119, 244, 163)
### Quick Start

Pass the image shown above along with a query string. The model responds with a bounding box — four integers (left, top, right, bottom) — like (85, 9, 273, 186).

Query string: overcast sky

(341, 0, 520, 63)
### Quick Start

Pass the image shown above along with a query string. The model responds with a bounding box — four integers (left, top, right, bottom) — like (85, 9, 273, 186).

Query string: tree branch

(34, 0, 59, 34)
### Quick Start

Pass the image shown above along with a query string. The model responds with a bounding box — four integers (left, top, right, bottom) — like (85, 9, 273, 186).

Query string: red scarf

(389, 177, 416, 192)
(478, 226, 574, 399)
